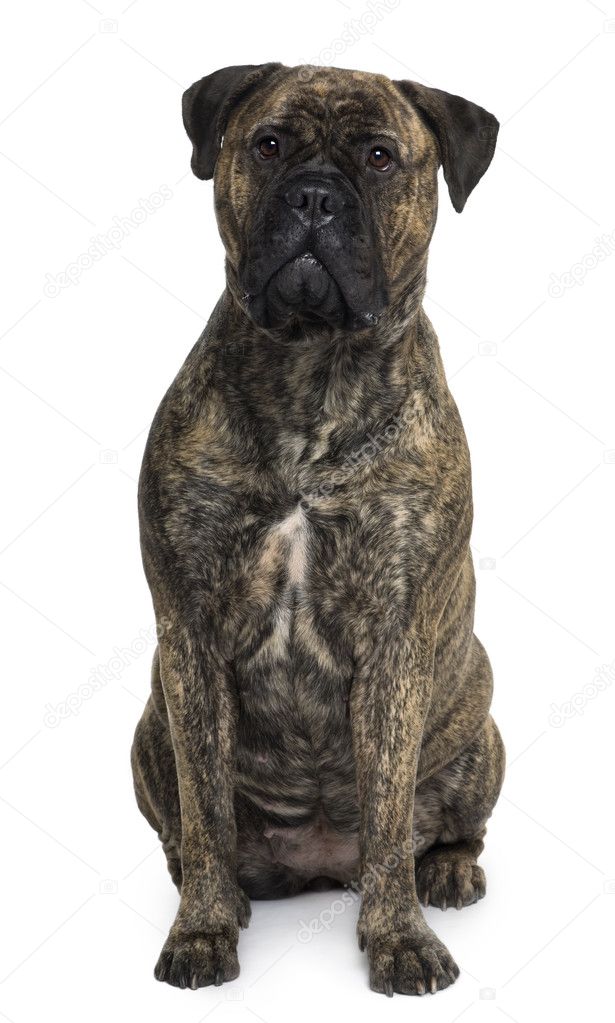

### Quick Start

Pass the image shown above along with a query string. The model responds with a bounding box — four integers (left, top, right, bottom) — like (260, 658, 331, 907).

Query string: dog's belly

(262, 812, 360, 882)
(233, 505, 359, 832)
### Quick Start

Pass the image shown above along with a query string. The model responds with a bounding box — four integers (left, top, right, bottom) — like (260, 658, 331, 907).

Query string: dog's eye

(257, 136, 279, 160)
(368, 146, 392, 171)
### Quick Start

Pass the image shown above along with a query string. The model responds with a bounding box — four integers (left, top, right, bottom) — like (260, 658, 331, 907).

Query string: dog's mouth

(251, 253, 340, 326)
(244, 252, 383, 333)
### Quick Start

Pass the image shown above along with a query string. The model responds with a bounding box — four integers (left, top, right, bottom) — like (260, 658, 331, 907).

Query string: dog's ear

(395, 81, 499, 212)
(182, 63, 283, 180)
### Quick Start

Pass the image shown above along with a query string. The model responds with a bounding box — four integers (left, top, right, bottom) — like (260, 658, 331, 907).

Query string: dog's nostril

(284, 187, 309, 210)
(321, 193, 337, 215)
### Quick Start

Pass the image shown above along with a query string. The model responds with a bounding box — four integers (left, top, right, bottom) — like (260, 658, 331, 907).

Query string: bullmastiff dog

(131, 62, 505, 996)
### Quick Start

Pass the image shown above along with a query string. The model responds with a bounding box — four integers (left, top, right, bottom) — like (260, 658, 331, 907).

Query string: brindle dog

(131, 63, 505, 997)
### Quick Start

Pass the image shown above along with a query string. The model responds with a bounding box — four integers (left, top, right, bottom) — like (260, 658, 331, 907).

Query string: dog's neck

(208, 263, 443, 444)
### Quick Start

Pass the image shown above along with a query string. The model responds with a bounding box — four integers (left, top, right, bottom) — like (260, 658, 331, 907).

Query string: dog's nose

(283, 181, 342, 229)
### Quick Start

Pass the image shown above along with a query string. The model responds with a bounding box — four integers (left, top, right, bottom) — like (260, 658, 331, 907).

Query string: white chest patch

(272, 504, 308, 591)
(259, 505, 309, 658)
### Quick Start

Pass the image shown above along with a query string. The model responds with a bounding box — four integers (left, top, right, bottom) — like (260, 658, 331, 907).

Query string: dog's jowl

(131, 63, 505, 996)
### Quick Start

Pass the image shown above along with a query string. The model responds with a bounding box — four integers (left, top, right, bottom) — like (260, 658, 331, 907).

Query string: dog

(131, 62, 505, 997)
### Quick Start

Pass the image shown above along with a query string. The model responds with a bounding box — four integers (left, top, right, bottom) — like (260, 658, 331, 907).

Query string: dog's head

(183, 64, 498, 333)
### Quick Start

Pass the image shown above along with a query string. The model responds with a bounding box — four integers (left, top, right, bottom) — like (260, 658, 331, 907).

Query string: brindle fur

(131, 63, 505, 996)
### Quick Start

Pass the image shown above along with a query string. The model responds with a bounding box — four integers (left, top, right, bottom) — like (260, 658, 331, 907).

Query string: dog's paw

(361, 923, 459, 996)
(154, 929, 239, 989)
(236, 887, 251, 928)
(416, 854, 486, 911)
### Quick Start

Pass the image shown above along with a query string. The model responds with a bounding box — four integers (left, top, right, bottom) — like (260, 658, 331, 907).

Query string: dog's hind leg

(131, 650, 183, 891)
(414, 715, 505, 910)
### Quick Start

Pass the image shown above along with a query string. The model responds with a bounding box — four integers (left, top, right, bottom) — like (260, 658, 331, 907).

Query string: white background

(1, 0, 613, 1020)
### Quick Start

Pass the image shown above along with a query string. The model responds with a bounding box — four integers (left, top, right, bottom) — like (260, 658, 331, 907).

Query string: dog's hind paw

(416, 847, 486, 910)
(236, 887, 251, 928)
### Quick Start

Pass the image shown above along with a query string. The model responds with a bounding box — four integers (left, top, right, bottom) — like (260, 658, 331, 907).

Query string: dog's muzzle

(239, 169, 387, 331)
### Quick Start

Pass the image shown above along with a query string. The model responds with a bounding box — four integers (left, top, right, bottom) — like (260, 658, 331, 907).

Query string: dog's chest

(236, 502, 329, 685)
(233, 503, 357, 825)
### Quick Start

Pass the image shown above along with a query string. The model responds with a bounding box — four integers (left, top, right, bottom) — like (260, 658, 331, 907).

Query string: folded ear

(182, 63, 282, 180)
(395, 81, 499, 212)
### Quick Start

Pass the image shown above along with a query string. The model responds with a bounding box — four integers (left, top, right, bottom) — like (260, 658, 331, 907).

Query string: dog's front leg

(351, 629, 459, 997)
(153, 632, 249, 989)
